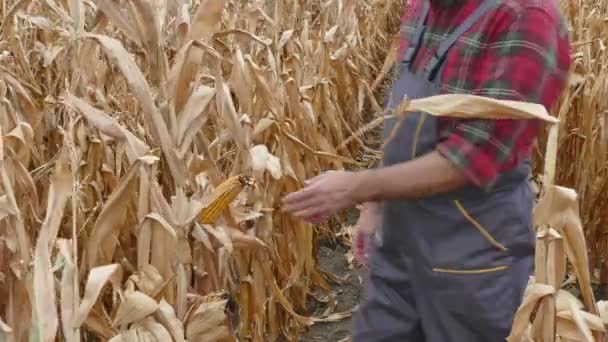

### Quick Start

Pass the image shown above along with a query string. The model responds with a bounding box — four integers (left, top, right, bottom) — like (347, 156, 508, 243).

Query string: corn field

(509, 0, 608, 340)
(0, 0, 403, 340)
(0, 0, 606, 340)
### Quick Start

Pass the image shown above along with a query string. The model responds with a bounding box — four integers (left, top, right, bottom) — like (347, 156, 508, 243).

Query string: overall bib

(352, 1, 536, 341)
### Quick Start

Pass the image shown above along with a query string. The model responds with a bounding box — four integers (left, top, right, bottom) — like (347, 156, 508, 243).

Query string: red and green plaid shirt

(398, 0, 571, 189)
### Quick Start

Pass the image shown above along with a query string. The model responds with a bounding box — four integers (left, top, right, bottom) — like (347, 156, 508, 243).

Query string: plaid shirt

(398, 0, 571, 189)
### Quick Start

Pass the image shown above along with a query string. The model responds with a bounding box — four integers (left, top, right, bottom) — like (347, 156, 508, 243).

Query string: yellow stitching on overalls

(453, 199, 509, 252)
(432, 265, 509, 274)
(411, 114, 426, 159)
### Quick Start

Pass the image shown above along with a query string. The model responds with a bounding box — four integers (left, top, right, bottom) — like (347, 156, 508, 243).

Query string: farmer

(282, 0, 571, 340)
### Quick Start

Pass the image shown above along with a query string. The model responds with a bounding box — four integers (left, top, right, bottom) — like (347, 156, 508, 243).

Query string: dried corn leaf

(57, 239, 78, 342)
(215, 78, 248, 151)
(144, 213, 177, 296)
(68, 0, 84, 33)
(557, 290, 584, 313)
(597, 301, 608, 325)
(84, 34, 187, 185)
(508, 283, 555, 342)
(136, 317, 174, 341)
(33, 153, 72, 342)
(176, 85, 215, 153)
(400, 94, 558, 123)
(63, 93, 149, 163)
(108, 317, 172, 342)
(565, 298, 595, 342)
(188, 0, 224, 42)
(95, 0, 142, 44)
(86, 158, 141, 267)
(557, 316, 591, 341)
(73, 264, 123, 327)
(107, 329, 138, 342)
(534, 185, 597, 314)
(185, 295, 229, 341)
(166, 41, 198, 116)
(557, 309, 604, 332)
(129, 0, 167, 84)
(311, 310, 352, 323)
(112, 291, 159, 327)
(128, 264, 165, 298)
(258, 255, 312, 326)
(175, 2, 190, 47)
(0, 72, 39, 128)
(156, 299, 185, 342)
(0, 195, 16, 221)
(226, 226, 266, 249)
(0, 318, 13, 340)
(5, 121, 34, 165)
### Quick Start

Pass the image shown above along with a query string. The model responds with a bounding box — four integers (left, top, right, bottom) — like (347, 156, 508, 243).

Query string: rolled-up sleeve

(436, 6, 571, 190)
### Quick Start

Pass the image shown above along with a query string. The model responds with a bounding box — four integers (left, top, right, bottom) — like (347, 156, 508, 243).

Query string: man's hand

(282, 151, 470, 222)
(281, 170, 363, 221)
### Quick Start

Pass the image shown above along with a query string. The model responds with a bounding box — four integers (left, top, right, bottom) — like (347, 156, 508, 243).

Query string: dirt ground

(299, 241, 365, 342)
(298, 231, 608, 342)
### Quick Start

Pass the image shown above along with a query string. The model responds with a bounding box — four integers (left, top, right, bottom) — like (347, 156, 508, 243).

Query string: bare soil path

(299, 242, 365, 342)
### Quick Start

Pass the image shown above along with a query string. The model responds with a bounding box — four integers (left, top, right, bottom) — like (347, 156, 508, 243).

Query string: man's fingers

(304, 172, 329, 186)
(285, 198, 325, 215)
(282, 185, 318, 206)
(293, 206, 330, 219)
(282, 193, 325, 214)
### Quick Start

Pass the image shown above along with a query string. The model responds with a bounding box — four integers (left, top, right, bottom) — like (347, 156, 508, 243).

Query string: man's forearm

(354, 151, 471, 203)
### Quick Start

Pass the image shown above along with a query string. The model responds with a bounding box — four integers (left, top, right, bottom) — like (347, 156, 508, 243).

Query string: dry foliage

(0, 0, 403, 340)
(0, 0, 605, 340)
(534, 0, 608, 285)
(506, 121, 605, 341)
(509, 0, 608, 339)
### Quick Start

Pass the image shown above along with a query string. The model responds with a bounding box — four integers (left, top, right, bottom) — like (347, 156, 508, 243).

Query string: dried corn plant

(507, 125, 606, 342)
(534, 0, 608, 286)
(508, 185, 608, 342)
(0, 0, 403, 340)
(510, 0, 608, 336)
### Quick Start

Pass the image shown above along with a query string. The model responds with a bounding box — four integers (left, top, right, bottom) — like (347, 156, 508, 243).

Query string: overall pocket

(431, 265, 519, 338)
(425, 195, 521, 273)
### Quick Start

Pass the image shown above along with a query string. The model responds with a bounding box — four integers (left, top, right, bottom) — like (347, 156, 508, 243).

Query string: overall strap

(424, 0, 499, 81)
(402, 0, 431, 69)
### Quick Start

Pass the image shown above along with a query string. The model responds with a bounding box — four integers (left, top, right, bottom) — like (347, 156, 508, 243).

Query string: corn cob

(198, 174, 253, 224)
